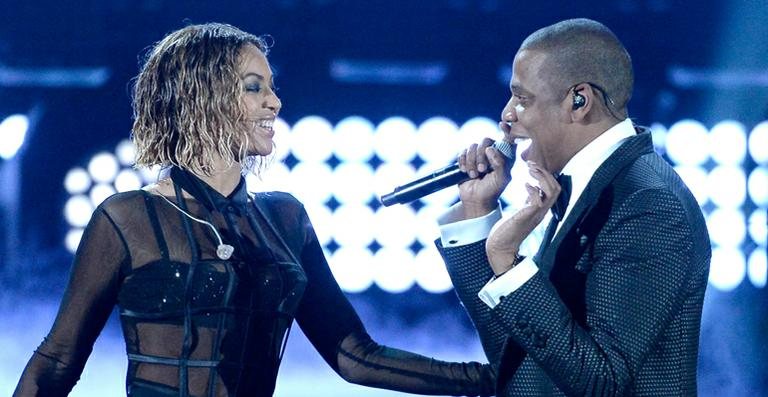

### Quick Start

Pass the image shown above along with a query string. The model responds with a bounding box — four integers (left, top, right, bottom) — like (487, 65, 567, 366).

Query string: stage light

(707, 208, 746, 247)
(271, 117, 292, 162)
(288, 162, 333, 204)
(247, 162, 291, 193)
(414, 248, 453, 293)
(59, 115, 768, 293)
(501, 153, 539, 208)
(372, 247, 416, 293)
(748, 166, 768, 207)
(673, 166, 709, 205)
(373, 162, 416, 199)
(303, 203, 333, 247)
(414, 205, 443, 246)
(329, 247, 375, 293)
(290, 116, 334, 163)
(330, 162, 375, 204)
(748, 209, 767, 246)
(115, 139, 135, 166)
(458, 117, 501, 148)
(0, 114, 29, 160)
(64, 167, 91, 194)
(89, 183, 116, 207)
(114, 169, 142, 192)
(65, 229, 84, 254)
(373, 205, 417, 249)
(749, 121, 768, 164)
(331, 204, 375, 248)
(709, 246, 746, 292)
(332, 116, 375, 163)
(138, 164, 162, 184)
(64, 195, 93, 228)
(748, 249, 767, 288)
(709, 120, 747, 165)
(373, 117, 417, 163)
(87, 152, 119, 183)
(649, 123, 667, 153)
(665, 119, 709, 166)
(707, 166, 746, 208)
(416, 117, 459, 165)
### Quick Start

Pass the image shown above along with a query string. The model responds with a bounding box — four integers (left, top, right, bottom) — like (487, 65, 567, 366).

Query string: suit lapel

(538, 131, 654, 273)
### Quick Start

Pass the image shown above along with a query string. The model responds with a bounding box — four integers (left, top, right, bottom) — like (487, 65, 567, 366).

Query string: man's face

(501, 49, 569, 174)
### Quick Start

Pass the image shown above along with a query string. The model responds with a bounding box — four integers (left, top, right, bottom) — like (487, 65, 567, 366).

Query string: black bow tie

(551, 174, 572, 222)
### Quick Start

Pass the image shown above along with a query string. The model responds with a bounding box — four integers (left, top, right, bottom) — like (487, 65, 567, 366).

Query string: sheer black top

(15, 168, 494, 397)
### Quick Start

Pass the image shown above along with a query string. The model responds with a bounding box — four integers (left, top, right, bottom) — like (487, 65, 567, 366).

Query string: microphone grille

(492, 140, 516, 159)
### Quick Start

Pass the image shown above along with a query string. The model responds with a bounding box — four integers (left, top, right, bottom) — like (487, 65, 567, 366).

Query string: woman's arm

(14, 206, 128, 397)
(292, 202, 495, 396)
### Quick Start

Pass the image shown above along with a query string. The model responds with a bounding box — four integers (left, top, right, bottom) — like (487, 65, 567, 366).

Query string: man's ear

(569, 83, 594, 121)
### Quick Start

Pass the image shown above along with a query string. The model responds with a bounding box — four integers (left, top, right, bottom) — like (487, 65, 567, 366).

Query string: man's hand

(485, 162, 560, 275)
(457, 137, 515, 219)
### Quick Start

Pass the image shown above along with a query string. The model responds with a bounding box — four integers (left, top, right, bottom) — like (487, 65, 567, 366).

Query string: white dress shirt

(438, 118, 637, 308)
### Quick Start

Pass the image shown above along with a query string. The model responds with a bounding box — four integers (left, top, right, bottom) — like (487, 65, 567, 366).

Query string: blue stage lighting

(710, 121, 747, 165)
(666, 119, 710, 166)
(748, 249, 767, 288)
(748, 121, 768, 164)
(291, 116, 334, 163)
(709, 246, 747, 292)
(414, 248, 453, 293)
(374, 117, 418, 163)
(673, 165, 709, 206)
(748, 167, 768, 207)
(707, 208, 746, 247)
(331, 163, 375, 204)
(329, 247, 375, 293)
(87, 152, 119, 184)
(0, 114, 29, 160)
(372, 247, 416, 293)
(332, 116, 375, 163)
(331, 204, 375, 248)
(64, 167, 91, 195)
(416, 117, 460, 165)
(707, 166, 747, 208)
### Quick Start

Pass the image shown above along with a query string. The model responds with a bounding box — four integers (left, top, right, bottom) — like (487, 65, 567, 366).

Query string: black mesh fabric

(14, 171, 495, 397)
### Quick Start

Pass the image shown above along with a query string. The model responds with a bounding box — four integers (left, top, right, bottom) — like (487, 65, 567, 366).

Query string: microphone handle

(379, 164, 467, 207)
(379, 140, 515, 207)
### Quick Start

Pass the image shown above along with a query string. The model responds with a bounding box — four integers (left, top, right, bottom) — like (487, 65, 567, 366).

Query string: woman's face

(239, 44, 282, 156)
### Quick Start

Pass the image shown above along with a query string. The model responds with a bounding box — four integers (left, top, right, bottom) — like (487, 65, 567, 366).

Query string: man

(437, 18, 710, 396)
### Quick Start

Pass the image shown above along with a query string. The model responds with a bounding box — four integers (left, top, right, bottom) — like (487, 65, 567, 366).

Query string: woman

(13, 23, 494, 397)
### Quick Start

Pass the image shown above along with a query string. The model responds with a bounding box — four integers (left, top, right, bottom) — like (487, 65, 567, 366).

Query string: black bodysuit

(15, 168, 494, 397)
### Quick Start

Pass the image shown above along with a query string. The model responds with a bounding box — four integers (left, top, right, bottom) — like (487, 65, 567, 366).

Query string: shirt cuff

(477, 258, 539, 308)
(438, 203, 502, 247)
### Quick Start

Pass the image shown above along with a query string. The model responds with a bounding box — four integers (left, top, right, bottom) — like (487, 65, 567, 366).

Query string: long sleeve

(491, 188, 709, 396)
(436, 238, 510, 368)
(14, 206, 128, 397)
(293, 204, 495, 396)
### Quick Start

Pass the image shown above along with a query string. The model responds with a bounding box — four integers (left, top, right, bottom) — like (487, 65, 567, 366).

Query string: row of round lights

(63, 116, 767, 293)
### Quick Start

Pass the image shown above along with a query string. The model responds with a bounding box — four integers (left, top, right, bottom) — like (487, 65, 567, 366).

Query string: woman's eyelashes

(244, 83, 278, 94)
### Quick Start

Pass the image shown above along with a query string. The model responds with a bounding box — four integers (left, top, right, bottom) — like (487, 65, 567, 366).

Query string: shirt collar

(169, 166, 249, 215)
(558, 118, 636, 223)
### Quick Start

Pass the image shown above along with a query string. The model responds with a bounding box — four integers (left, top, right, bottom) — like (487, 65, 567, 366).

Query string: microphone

(379, 140, 516, 206)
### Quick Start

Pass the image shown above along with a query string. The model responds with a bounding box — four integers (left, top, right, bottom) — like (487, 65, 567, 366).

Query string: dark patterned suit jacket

(437, 131, 710, 396)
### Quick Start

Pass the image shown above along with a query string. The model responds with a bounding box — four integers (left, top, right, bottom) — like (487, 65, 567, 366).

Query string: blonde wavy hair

(131, 23, 271, 175)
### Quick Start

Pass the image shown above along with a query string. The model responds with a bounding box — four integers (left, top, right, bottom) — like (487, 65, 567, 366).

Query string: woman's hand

(485, 161, 560, 275)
